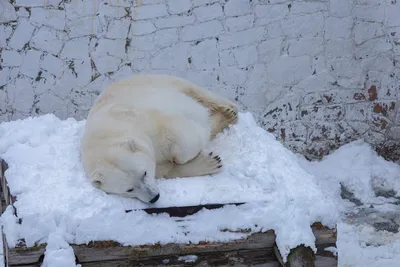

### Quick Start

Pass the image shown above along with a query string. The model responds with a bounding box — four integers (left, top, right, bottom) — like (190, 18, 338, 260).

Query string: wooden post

(275, 245, 316, 267)
(273, 223, 338, 267)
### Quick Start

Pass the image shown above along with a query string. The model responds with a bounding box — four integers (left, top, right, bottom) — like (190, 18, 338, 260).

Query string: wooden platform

(0, 158, 338, 267)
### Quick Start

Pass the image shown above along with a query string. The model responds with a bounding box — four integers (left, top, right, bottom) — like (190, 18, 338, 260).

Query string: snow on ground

(337, 222, 400, 267)
(297, 140, 400, 267)
(0, 112, 399, 266)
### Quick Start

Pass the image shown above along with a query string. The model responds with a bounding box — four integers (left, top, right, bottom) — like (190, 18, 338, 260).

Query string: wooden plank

(82, 263, 280, 267)
(130, 202, 246, 217)
(1, 158, 10, 267)
(311, 223, 337, 245)
(2, 227, 9, 267)
(0, 160, 3, 214)
(82, 264, 281, 267)
(7, 244, 45, 266)
(5, 225, 336, 266)
(315, 256, 337, 267)
(44, 255, 336, 267)
(71, 225, 336, 264)
(0, 159, 6, 212)
(78, 248, 279, 267)
(72, 231, 276, 263)
(1, 159, 15, 209)
(0, 159, 7, 175)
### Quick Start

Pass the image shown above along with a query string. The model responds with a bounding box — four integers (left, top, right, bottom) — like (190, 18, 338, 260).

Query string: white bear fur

(80, 74, 238, 204)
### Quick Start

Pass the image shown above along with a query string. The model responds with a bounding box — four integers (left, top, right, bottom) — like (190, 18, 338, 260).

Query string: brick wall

(0, 0, 399, 161)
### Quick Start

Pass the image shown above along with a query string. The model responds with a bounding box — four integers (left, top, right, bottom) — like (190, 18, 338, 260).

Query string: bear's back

(95, 78, 210, 130)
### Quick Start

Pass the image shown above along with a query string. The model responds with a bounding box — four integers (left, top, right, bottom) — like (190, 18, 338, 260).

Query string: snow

(298, 140, 400, 206)
(337, 222, 400, 267)
(298, 141, 400, 267)
(41, 232, 81, 267)
(178, 255, 198, 263)
(0, 112, 399, 266)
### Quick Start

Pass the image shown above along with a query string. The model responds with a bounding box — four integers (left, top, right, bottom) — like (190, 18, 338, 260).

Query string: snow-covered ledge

(0, 0, 399, 160)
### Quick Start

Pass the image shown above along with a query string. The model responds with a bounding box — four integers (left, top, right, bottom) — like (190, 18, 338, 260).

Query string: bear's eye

(126, 188, 134, 192)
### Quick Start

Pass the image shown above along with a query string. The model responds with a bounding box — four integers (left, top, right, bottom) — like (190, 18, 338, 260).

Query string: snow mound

(298, 140, 400, 210)
(0, 112, 339, 262)
(337, 222, 400, 267)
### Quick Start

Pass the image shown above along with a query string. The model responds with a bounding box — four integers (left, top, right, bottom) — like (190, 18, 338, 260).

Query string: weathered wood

(132, 202, 246, 217)
(1, 159, 15, 211)
(2, 229, 9, 267)
(0, 159, 7, 175)
(72, 231, 276, 263)
(311, 223, 337, 245)
(315, 256, 337, 267)
(274, 244, 337, 267)
(1, 158, 10, 267)
(8, 260, 282, 267)
(81, 263, 281, 267)
(5, 225, 337, 267)
(78, 248, 278, 267)
(4, 256, 337, 267)
(0, 159, 7, 214)
(7, 244, 46, 266)
(286, 245, 315, 267)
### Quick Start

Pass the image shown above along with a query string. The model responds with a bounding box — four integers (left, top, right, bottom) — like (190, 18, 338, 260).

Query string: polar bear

(80, 74, 238, 204)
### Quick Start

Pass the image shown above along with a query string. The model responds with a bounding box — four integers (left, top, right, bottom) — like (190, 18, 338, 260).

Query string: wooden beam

(78, 248, 279, 267)
(129, 202, 246, 217)
(5, 224, 336, 267)
(73, 231, 276, 263)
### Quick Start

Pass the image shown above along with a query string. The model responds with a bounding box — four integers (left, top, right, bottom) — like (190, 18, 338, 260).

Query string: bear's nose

(149, 193, 160, 204)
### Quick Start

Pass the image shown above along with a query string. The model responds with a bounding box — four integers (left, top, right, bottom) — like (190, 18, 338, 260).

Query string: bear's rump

(131, 88, 210, 129)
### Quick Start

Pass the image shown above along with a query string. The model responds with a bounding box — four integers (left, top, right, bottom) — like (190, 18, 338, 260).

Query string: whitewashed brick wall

(0, 0, 399, 160)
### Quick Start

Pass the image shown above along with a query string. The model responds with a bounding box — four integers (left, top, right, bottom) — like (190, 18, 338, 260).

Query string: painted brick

(0, 0, 399, 161)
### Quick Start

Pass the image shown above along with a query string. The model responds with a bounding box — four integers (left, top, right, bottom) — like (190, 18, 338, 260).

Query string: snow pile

(41, 232, 81, 267)
(0, 112, 399, 266)
(337, 222, 400, 266)
(0, 112, 338, 262)
(298, 140, 400, 207)
(298, 140, 400, 267)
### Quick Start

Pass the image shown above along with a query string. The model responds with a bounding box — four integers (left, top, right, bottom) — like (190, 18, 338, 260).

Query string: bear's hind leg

(161, 152, 222, 178)
(178, 84, 239, 139)
(180, 83, 238, 116)
(158, 115, 209, 165)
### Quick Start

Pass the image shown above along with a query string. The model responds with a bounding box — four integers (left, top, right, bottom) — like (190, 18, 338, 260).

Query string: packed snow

(0, 112, 399, 266)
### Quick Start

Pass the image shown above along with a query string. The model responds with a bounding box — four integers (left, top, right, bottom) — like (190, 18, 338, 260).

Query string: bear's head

(89, 138, 160, 204)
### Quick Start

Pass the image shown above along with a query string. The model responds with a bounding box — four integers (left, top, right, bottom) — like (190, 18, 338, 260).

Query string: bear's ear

(91, 172, 104, 188)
